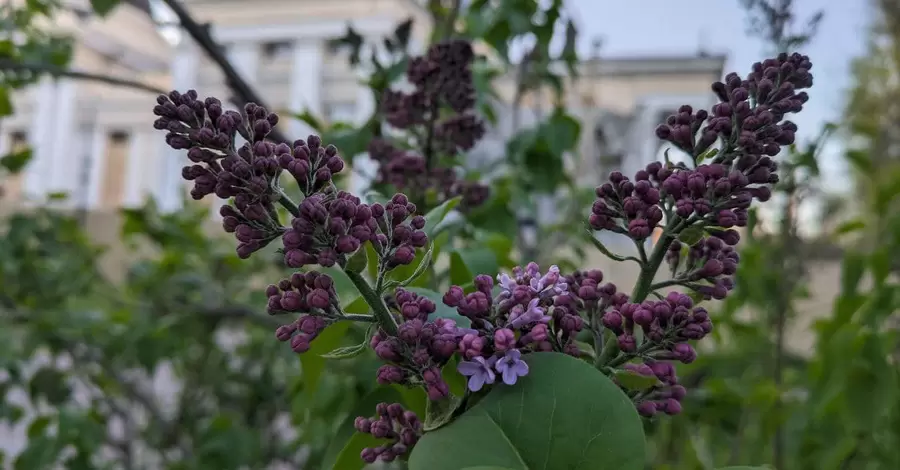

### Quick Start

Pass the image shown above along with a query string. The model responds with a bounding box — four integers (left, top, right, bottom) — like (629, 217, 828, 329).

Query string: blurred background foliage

(0, 0, 898, 469)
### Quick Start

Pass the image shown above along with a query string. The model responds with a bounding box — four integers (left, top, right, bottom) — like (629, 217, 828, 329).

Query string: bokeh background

(0, 0, 897, 469)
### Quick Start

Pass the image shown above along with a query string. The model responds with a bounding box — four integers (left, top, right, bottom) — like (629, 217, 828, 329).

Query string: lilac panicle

(584, 53, 814, 417)
(355, 402, 422, 463)
(370, 287, 459, 400)
(372, 39, 489, 211)
(590, 53, 813, 303)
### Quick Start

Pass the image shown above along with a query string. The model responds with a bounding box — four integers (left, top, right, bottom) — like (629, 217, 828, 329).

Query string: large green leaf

(408, 353, 646, 470)
(449, 247, 498, 286)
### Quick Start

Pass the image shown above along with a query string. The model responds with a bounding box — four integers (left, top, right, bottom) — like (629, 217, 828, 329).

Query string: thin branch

(160, 0, 290, 144)
(0, 59, 167, 94)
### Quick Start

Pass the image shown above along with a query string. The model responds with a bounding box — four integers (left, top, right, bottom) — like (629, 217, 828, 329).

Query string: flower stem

(630, 218, 688, 303)
(276, 189, 300, 217)
(346, 270, 399, 335)
(342, 313, 378, 323)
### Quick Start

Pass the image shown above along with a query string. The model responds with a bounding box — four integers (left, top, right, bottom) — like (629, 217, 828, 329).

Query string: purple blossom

(494, 349, 529, 385)
(507, 298, 551, 329)
(457, 355, 497, 392)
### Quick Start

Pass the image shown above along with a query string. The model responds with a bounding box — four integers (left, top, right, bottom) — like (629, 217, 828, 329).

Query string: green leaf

(696, 147, 719, 163)
(0, 148, 33, 174)
(424, 196, 462, 238)
(0, 87, 12, 117)
(90, 0, 120, 16)
(463, 467, 518, 470)
(345, 248, 368, 273)
(840, 251, 866, 295)
(293, 110, 325, 132)
(540, 109, 581, 155)
(677, 226, 705, 246)
(399, 243, 434, 287)
(27, 416, 51, 439)
(321, 337, 368, 359)
(449, 247, 498, 286)
(584, 227, 635, 263)
(834, 218, 866, 236)
(322, 386, 403, 470)
(404, 287, 470, 327)
(715, 467, 770, 470)
(424, 393, 464, 431)
(409, 353, 646, 470)
(299, 321, 351, 400)
(613, 369, 660, 391)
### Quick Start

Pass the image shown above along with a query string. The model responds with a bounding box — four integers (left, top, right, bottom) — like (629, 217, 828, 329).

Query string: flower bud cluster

(372, 288, 464, 401)
(590, 54, 814, 302)
(367, 139, 490, 211)
(154, 91, 287, 257)
(354, 402, 422, 463)
(601, 291, 711, 416)
(621, 362, 687, 418)
(372, 39, 489, 211)
(281, 190, 376, 268)
(268, 271, 340, 353)
(276, 135, 346, 196)
(666, 236, 739, 300)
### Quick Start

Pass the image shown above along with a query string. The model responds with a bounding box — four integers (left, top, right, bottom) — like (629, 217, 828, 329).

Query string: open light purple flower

(508, 298, 551, 329)
(457, 355, 496, 392)
(495, 349, 529, 385)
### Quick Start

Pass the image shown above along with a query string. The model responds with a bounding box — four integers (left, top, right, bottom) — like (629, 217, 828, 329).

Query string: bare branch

(0, 59, 168, 95)
(160, 0, 290, 144)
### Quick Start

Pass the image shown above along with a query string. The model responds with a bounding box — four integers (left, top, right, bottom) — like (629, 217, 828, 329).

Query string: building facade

(0, 0, 724, 220)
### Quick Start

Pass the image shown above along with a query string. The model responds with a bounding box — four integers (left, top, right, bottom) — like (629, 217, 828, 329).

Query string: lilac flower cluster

(590, 53, 813, 301)
(268, 271, 339, 353)
(154, 91, 289, 258)
(579, 54, 814, 417)
(371, 288, 460, 400)
(151, 92, 429, 358)
(354, 402, 422, 463)
(439, 263, 585, 391)
(368, 39, 489, 211)
(281, 191, 426, 269)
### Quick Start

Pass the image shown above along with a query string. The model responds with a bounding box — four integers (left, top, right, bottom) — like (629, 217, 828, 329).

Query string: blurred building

(0, 0, 724, 219)
(0, 0, 171, 213)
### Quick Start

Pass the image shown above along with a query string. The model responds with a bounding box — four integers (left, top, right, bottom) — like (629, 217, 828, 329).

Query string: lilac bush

(152, 43, 813, 468)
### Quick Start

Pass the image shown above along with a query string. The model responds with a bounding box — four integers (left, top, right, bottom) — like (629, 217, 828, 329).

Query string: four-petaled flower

(508, 298, 551, 329)
(457, 355, 496, 392)
(495, 349, 529, 385)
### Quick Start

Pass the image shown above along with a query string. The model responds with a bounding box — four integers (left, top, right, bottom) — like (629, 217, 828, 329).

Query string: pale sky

(566, 0, 872, 191)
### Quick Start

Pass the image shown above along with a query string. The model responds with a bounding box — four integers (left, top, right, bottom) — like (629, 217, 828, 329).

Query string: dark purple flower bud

(377, 365, 406, 385)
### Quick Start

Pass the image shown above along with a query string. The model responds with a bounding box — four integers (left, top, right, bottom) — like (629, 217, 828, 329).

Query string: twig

(160, 0, 290, 144)
(0, 59, 167, 94)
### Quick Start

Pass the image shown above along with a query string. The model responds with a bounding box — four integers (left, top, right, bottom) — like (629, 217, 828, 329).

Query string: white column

(0, 130, 9, 156)
(158, 38, 199, 213)
(123, 130, 146, 207)
(23, 77, 57, 199)
(86, 126, 108, 209)
(48, 79, 78, 199)
(288, 40, 323, 139)
(349, 76, 377, 195)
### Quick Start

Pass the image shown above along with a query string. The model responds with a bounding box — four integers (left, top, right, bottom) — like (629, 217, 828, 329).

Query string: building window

(325, 102, 357, 124)
(262, 40, 294, 60)
(100, 130, 131, 209)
